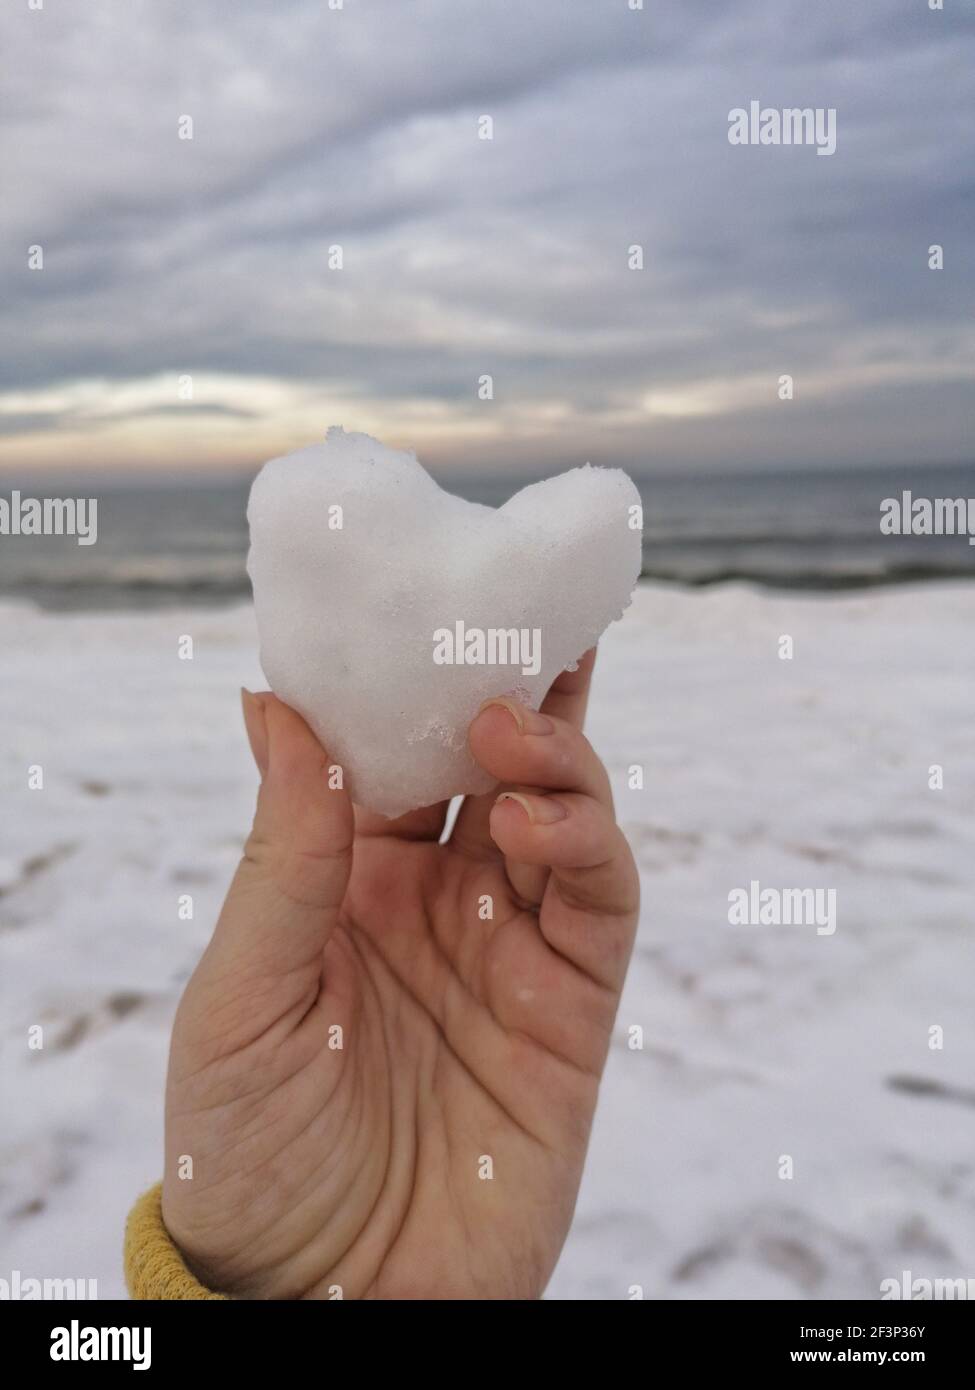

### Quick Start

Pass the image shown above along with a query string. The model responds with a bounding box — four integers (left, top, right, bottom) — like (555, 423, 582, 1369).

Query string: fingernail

(241, 688, 269, 777)
(477, 697, 553, 735)
(495, 791, 568, 825)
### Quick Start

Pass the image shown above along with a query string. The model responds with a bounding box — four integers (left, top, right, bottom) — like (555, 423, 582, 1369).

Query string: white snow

(1, 581, 973, 1299)
(247, 428, 642, 815)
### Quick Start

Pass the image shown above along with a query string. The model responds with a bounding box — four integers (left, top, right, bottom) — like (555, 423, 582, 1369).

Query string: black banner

(1, 1298, 969, 1373)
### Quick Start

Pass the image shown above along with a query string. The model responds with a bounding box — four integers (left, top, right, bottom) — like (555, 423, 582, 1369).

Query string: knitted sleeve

(124, 1183, 229, 1300)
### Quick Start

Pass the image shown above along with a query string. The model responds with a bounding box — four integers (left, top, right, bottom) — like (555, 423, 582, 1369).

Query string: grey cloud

(0, 0, 972, 471)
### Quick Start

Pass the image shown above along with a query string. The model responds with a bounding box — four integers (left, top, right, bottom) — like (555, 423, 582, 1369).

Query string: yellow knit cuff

(124, 1183, 229, 1300)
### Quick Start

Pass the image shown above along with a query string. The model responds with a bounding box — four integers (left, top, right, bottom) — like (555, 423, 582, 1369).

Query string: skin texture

(162, 650, 639, 1299)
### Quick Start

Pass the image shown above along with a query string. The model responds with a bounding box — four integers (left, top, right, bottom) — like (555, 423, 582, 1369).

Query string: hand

(162, 650, 639, 1299)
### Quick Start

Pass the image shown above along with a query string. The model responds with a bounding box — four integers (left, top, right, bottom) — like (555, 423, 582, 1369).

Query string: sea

(0, 461, 972, 611)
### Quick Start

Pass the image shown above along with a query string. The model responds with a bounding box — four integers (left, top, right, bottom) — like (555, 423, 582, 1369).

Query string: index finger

(448, 646, 598, 859)
(538, 646, 597, 729)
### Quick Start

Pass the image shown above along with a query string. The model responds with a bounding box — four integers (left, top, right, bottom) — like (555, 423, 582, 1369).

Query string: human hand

(162, 651, 639, 1298)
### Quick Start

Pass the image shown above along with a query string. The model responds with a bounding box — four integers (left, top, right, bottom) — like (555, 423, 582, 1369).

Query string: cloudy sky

(1, 0, 972, 480)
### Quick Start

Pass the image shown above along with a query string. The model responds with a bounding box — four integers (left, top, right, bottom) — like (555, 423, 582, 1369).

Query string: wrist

(124, 1184, 229, 1300)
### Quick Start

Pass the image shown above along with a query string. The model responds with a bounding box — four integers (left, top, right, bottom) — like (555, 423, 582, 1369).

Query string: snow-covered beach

(1, 581, 973, 1299)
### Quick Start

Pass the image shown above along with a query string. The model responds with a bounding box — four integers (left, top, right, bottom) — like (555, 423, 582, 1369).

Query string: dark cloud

(0, 0, 972, 473)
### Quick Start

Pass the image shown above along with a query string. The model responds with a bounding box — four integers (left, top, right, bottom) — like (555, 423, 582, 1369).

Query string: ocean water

(0, 461, 972, 610)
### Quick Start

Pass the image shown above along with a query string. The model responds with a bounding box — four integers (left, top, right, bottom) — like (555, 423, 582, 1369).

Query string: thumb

(208, 689, 354, 990)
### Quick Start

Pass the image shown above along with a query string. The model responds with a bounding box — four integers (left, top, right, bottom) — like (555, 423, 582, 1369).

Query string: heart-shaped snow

(247, 428, 641, 817)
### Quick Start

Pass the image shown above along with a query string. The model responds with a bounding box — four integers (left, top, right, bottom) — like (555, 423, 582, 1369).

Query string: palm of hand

(163, 658, 637, 1300)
